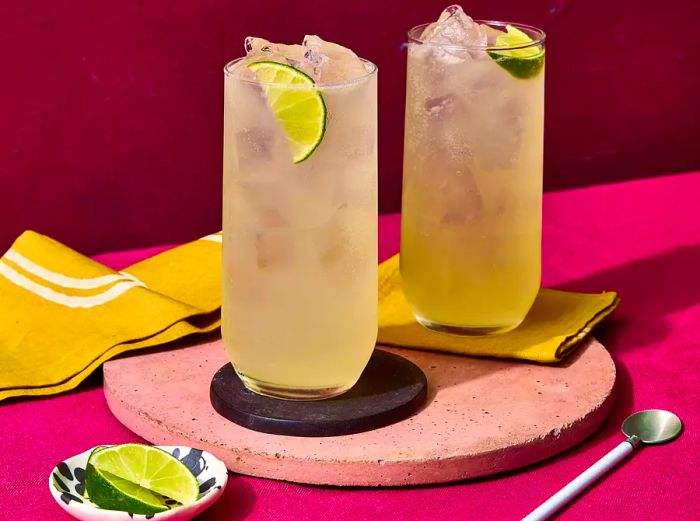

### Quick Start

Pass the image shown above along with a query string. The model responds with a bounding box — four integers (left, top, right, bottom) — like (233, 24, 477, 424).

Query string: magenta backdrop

(2, 0, 700, 254)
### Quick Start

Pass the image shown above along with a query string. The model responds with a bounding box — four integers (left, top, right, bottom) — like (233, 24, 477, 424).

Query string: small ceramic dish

(49, 445, 228, 521)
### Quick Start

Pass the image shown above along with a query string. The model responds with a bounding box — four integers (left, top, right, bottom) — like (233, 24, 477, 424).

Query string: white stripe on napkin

(0, 261, 142, 308)
(4, 249, 145, 289)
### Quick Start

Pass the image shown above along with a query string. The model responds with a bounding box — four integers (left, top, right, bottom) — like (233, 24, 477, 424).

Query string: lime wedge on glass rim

(487, 24, 544, 79)
(247, 61, 327, 163)
(84, 444, 199, 515)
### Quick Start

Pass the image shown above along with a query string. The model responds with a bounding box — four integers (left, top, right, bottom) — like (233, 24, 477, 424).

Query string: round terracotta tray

(103, 338, 615, 486)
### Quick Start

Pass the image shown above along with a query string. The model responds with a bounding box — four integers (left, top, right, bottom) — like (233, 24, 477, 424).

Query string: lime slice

(247, 61, 327, 163)
(85, 464, 170, 515)
(85, 444, 199, 513)
(487, 25, 544, 79)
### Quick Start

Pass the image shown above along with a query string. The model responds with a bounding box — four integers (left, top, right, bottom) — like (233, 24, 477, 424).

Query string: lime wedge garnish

(85, 444, 199, 514)
(247, 61, 327, 163)
(487, 25, 544, 79)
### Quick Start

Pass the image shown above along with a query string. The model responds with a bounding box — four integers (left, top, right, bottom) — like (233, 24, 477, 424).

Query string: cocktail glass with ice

(401, 6, 545, 335)
(223, 36, 378, 399)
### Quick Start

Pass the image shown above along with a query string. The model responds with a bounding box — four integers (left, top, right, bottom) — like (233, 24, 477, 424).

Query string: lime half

(487, 25, 544, 79)
(85, 464, 170, 515)
(248, 61, 327, 163)
(85, 444, 199, 514)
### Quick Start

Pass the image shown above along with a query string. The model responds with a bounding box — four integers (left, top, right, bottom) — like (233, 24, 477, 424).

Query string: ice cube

(302, 35, 368, 83)
(425, 95, 456, 117)
(438, 168, 484, 226)
(440, 210, 468, 225)
(470, 93, 527, 171)
(480, 23, 506, 46)
(256, 231, 293, 269)
(256, 207, 288, 228)
(244, 36, 305, 68)
(299, 37, 327, 80)
(421, 5, 487, 49)
(236, 179, 292, 228)
(245, 36, 275, 55)
(316, 216, 350, 267)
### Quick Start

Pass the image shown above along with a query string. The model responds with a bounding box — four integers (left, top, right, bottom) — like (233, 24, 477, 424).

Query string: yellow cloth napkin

(0, 231, 222, 401)
(378, 255, 619, 362)
(0, 231, 618, 402)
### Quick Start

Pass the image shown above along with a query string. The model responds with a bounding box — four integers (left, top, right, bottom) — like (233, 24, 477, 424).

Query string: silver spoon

(522, 409, 683, 521)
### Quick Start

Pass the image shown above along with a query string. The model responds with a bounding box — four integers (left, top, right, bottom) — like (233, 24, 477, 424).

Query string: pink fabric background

(2, 173, 699, 520)
(2, 1, 700, 255)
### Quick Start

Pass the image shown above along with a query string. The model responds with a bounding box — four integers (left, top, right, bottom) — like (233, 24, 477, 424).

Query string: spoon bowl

(621, 409, 682, 444)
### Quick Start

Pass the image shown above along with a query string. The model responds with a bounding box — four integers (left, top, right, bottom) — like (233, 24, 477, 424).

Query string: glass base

(236, 371, 353, 401)
(415, 314, 521, 336)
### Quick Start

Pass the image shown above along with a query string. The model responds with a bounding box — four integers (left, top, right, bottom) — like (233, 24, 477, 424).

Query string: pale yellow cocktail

(401, 7, 545, 334)
(222, 36, 377, 399)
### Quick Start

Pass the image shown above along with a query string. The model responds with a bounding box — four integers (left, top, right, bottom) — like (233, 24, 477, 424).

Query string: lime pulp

(247, 61, 327, 163)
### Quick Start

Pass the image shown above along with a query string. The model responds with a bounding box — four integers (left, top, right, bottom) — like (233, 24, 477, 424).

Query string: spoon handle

(521, 440, 635, 521)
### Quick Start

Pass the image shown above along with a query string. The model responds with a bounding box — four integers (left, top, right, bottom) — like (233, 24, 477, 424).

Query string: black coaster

(210, 350, 427, 437)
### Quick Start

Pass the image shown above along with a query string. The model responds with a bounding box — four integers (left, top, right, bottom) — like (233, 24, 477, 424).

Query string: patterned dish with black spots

(49, 445, 228, 521)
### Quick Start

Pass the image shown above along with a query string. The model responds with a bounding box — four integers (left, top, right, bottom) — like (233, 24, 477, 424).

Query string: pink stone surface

(103, 337, 615, 486)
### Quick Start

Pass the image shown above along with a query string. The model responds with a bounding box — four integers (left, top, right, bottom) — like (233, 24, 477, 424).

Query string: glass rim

(223, 56, 377, 89)
(407, 20, 545, 52)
